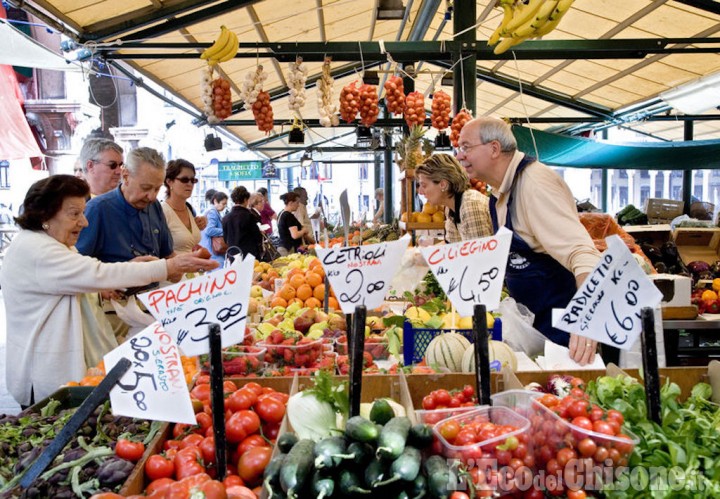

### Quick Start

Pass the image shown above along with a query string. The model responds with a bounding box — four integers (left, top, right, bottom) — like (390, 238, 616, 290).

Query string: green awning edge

(512, 125, 720, 171)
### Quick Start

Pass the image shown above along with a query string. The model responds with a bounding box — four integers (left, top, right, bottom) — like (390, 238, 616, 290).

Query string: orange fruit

(312, 265, 325, 279)
(296, 284, 313, 302)
(289, 298, 304, 306)
(305, 271, 322, 288)
(267, 269, 279, 279)
(270, 296, 288, 308)
(304, 297, 322, 309)
(309, 259, 322, 271)
(289, 274, 306, 289)
(313, 283, 326, 301)
(278, 284, 296, 302)
(287, 268, 304, 279)
(328, 297, 339, 311)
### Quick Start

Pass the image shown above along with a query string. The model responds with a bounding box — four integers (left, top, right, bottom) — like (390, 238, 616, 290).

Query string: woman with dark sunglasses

(161, 159, 207, 253)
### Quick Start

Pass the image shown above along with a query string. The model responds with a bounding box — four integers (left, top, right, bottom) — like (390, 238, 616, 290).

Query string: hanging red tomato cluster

(404, 91, 426, 128)
(431, 90, 451, 131)
(358, 84, 379, 126)
(450, 108, 473, 147)
(252, 91, 274, 133)
(339, 82, 361, 123)
(211, 77, 233, 120)
(384, 75, 406, 115)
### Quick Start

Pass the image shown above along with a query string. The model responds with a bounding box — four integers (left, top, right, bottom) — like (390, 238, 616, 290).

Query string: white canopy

(0, 19, 85, 72)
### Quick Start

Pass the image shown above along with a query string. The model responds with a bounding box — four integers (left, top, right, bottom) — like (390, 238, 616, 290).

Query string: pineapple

(396, 125, 428, 173)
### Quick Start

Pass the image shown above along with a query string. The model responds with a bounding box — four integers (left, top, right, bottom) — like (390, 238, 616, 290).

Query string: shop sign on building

(218, 161, 277, 180)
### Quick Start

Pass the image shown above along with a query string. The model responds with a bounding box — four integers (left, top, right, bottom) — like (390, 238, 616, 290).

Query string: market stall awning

(513, 125, 720, 171)
(0, 64, 41, 160)
(0, 18, 85, 72)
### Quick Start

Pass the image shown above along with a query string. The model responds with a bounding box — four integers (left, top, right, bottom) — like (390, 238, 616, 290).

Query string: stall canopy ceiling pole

(453, 0, 476, 116)
(684, 121, 695, 213)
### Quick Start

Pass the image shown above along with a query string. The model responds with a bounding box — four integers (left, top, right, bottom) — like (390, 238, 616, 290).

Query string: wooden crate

(644, 198, 684, 224)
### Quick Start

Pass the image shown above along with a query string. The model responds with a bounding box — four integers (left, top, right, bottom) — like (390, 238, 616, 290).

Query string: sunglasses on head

(176, 177, 199, 184)
(92, 159, 123, 170)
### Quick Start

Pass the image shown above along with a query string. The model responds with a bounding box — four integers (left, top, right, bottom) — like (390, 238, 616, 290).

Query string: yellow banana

(201, 26, 231, 60)
(504, 0, 546, 34)
(216, 30, 238, 63)
(535, 0, 573, 36)
(208, 30, 236, 65)
(493, 35, 522, 55)
(488, 0, 515, 46)
(512, 0, 558, 39)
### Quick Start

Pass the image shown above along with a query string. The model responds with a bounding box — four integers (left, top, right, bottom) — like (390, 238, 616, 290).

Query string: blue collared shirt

(76, 186, 174, 262)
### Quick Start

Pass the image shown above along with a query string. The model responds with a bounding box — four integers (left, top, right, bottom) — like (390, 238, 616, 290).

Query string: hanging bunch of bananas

(488, 0, 574, 55)
(200, 25, 239, 65)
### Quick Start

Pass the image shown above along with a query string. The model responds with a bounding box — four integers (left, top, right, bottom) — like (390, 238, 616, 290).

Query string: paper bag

(111, 295, 155, 338)
(388, 247, 429, 297)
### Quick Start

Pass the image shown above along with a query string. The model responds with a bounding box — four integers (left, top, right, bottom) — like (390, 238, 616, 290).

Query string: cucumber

(376, 416, 412, 460)
(347, 441, 374, 466)
(277, 432, 299, 453)
(375, 446, 422, 486)
(408, 473, 427, 498)
(424, 455, 452, 499)
(370, 398, 394, 425)
(339, 468, 371, 495)
(280, 438, 315, 498)
(314, 436, 351, 469)
(345, 415, 380, 443)
(364, 458, 388, 488)
(408, 423, 433, 449)
(262, 453, 286, 497)
(311, 469, 335, 499)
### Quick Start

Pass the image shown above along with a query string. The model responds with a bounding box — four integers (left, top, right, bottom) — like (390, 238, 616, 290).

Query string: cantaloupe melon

(424, 332, 470, 372)
(461, 340, 518, 373)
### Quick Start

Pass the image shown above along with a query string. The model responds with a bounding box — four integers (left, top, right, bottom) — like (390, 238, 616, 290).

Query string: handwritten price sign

(139, 255, 255, 356)
(315, 235, 410, 314)
(420, 228, 513, 317)
(553, 235, 662, 350)
(104, 323, 196, 424)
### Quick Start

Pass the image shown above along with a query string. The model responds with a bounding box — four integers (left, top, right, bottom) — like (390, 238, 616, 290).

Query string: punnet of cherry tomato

(117, 378, 288, 499)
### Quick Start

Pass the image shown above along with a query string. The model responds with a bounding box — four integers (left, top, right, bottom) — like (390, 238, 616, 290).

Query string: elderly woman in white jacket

(0, 175, 219, 407)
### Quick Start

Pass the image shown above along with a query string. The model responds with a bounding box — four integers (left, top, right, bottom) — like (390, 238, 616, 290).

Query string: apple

(192, 244, 212, 259)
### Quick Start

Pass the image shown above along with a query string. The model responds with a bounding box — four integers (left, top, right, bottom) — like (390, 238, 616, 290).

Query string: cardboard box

(623, 224, 672, 247)
(673, 227, 720, 264)
(650, 273, 692, 307)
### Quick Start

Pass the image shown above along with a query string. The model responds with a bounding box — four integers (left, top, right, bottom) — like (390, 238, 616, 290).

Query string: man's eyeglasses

(92, 159, 123, 170)
(455, 142, 485, 154)
(176, 177, 199, 184)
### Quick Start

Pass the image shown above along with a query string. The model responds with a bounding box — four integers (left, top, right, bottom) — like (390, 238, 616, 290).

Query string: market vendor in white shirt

(0, 175, 218, 407)
(456, 117, 601, 365)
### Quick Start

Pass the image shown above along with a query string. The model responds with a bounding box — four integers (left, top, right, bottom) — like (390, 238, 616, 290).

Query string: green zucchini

(376, 416, 411, 460)
(314, 436, 351, 469)
(375, 446, 422, 486)
(276, 432, 299, 453)
(364, 458, 388, 488)
(424, 455, 453, 499)
(262, 453, 286, 497)
(369, 398, 394, 425)
(280, 438, 315, 498)
(408, 473, 427, 498)
(347, 441, 374, 466)
(339, 468, 371, 495)
(345, 415, 380, 443)
(408, 423, 433, 449)
(311, 469, 335, 499)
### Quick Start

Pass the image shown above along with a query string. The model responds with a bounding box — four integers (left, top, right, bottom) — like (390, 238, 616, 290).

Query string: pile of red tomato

(135, 379, 286, 498)
(422, 385, 478, 410)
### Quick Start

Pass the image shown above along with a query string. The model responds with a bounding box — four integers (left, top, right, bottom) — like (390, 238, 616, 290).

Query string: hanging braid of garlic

(240, 65, 268, 107)
(287, 56, 308, 116)
(317, 57, 340, 127)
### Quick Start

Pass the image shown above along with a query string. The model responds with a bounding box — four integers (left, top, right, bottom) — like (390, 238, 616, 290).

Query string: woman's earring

(42, 223, 49, 231)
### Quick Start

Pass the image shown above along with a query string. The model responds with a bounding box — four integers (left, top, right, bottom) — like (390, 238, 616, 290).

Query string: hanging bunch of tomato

(252, 91, 274, 134)
(404, 90, 426, 128)
(450, 108, 473, 147)
(211, 77, 233, 120)
(430, 89, 451, 131)
(384, 75, 405, 115)
(339, 81, 361, 123)
(358, 83, 380, 126)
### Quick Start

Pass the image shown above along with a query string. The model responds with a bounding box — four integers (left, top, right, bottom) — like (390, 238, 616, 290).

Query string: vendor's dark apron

(490, 156, 576, 346)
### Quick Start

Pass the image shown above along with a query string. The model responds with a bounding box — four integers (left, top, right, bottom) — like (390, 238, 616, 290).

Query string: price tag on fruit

(104, 323, 196, 424)
(316, 235, 411, 314)
(139, 255, 255, 356)
(419, 227, 513, 317)
(553, 234, 662, 349)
